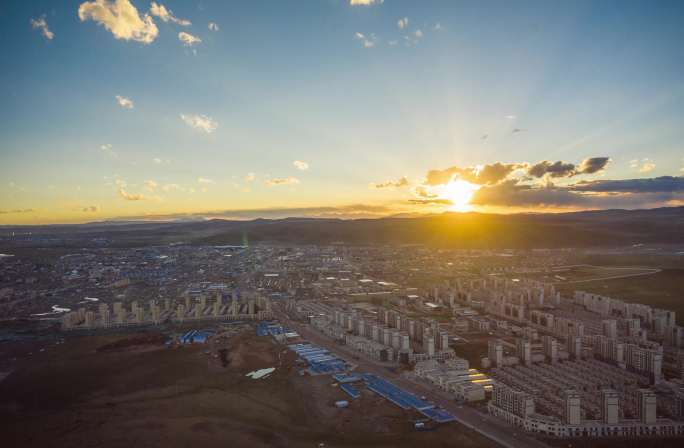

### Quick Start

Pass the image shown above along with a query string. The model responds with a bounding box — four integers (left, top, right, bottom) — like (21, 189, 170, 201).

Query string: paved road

(277, 309, 549, 448)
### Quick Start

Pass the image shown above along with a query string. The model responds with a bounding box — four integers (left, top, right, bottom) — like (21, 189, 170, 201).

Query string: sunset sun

(442, 179, 480, 212)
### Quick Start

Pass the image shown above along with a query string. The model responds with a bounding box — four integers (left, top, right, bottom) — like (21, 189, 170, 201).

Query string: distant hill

(1, 206, 683, 249)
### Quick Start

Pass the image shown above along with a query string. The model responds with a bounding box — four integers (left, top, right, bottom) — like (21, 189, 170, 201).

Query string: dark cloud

(528, 160, 577, 178)
(466, 178, 684, 209)
(425, 167, 461, 186)
(570, 176, 684, 193)
(470, 181, 584, 207)
(373, 176, 409, 189)
(577, 157, 610, 174)
(415, 158, 683, 210)
(527, 157, 610, 178)
(476, 163, 526, 185)
(425, 163, 525, 186)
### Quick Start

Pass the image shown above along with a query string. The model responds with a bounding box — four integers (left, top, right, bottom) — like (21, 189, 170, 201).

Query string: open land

(0, 326, 494, 448)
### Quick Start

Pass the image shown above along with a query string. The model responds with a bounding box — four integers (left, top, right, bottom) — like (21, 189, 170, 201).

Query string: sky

(1, 0, 684, 224)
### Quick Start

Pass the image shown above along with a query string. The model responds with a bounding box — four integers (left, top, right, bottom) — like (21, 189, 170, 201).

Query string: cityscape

(2, 1, 684, 447)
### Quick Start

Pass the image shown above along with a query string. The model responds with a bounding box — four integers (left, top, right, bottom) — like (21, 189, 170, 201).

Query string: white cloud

(162, 183, 181, 192)
(414, 29, 423, 39)
(144, 180, 158, 191)
(197, 177, 214, 184)
(640, 162, 656, 173)
(208, 22, 219, 31)
(180, 113, 217, 133)
(118, 187, 145, 201)
(433, 23, 442, 31)
(293, 160, 309, 171)
(149, 2, 190, 26)
(266, 177, 300, 186)
(350, 0, 384, 5)
(397, 17, 409, 30)
(178, 31, 201, 46)
(631, 158, 656, 173)
(115, 95, 134, 109)
(30, 16, 54, 40)
(505, 115, 517, 119)
(78, 0, 159, 44)
(245, 172, 256, 182)
(100, 143, 117, 158)
(354, 32, 376, 48)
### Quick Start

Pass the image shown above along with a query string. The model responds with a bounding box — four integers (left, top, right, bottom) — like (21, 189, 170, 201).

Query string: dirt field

(0, 328, 495, 448)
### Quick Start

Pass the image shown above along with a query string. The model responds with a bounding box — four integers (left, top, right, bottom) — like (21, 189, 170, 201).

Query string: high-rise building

(492, 383, 535, 418)
(637, 389, 657, 424)
(567, 336, 583, 360)
(601, 389, 619, 424)
(488, 339, 504, 368)
(151, 302, 160, 323)
(602, 319, 618, 339)
(357, 319, 366, 337)
(593, 335, 625, 366)
(542, 335, 558, 364)
(423, 335, 435, 357)
(400, 333, 410, 351)
(371, 324, 380, 342)
(392, 330, 401, 350)
(438, 331, 449, 351)
(625, 344, 662, 384)
(383, 327, 391, 346)
(517, 338, 533, 366)
(563, 390, 582, 425)
(84, 311, 95, 328)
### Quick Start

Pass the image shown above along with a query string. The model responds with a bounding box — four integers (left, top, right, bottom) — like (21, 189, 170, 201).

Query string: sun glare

(442, 179, 480, 212)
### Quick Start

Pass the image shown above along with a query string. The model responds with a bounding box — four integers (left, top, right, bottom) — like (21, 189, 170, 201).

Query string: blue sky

(1, 0, 683, 223)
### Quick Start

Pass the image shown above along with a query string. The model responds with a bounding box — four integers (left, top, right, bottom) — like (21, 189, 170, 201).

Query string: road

(276, 309, 549, 448)
(551, 264, 661, 284)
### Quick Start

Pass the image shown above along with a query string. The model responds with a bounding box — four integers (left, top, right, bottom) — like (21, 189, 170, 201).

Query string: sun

(442, 179, 480, 212)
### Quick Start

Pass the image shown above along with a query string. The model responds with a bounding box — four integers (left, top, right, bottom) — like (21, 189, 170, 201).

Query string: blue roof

(362, 373, 455, 422)
(341, 383, 360, 399)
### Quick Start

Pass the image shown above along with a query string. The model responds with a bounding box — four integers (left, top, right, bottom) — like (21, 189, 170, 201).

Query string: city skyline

(2, 0, 684, 224)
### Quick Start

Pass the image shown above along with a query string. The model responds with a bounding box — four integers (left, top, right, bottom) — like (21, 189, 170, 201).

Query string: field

(557, 268, 684, 325)
(0, 327, 493, 448)
(515, 264, 660, 284)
